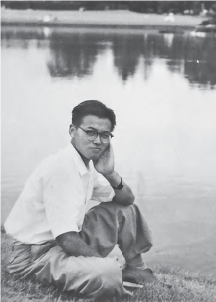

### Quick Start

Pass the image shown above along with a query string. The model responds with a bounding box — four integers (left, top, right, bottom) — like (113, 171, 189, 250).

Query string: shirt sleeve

(91, 169, 115, 202)
(43, 161, 84, 238)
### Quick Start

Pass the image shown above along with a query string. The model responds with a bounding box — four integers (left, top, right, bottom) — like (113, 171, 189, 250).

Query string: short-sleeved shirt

(4, 144, 115, 244)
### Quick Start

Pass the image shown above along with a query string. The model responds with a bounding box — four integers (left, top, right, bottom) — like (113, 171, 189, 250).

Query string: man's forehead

(81, 115, 112, 130)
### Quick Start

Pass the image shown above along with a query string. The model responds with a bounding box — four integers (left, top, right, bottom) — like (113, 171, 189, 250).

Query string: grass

(1, 231, 216, 302)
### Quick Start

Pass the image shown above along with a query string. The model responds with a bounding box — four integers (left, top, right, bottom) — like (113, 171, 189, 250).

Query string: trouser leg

(80, 202, 153, 262)
(8, 242, 127, 299)
(8, 202, 152, 298)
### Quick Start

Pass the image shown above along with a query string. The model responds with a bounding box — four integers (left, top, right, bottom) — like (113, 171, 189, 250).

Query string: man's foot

(122, 265, 172, 288)
(122, 265, 158, 284)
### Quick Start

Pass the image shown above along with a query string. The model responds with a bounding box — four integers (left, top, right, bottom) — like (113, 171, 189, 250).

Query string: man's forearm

(104, 171, 135, 206)
(56, 231, 102, 258)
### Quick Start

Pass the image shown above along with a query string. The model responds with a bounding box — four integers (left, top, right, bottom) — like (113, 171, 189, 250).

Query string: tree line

(128, 0, 216, 14)
(1, 1, 216, 15)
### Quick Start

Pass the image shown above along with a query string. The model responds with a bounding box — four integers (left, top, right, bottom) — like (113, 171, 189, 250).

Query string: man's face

(70, 115, 112, 161)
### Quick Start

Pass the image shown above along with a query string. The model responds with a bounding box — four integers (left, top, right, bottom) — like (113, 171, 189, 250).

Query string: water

(1, 25, 216, 250)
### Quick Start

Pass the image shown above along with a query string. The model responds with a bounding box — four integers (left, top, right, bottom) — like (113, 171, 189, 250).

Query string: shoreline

(1, 9, 204, 30)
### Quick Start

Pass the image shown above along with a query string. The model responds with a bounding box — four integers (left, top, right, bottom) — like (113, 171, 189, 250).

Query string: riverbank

(2, 232, 216, 302)
(1, 9, 205, 30)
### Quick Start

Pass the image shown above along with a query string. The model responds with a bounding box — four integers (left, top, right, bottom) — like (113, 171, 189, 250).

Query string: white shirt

(4, 144, 115, 244)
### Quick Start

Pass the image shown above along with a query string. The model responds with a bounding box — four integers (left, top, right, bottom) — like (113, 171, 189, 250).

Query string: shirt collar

(65, 143, 93, 176)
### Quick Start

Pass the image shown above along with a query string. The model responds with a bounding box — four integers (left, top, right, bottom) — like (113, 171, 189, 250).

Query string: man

(4, 100, 157, 299)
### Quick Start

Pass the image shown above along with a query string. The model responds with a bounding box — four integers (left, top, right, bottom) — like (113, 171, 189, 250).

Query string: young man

(4, 100, 156, 299)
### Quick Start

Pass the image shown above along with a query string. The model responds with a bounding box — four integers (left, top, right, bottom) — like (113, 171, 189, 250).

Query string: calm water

(1, 25, 216, 248)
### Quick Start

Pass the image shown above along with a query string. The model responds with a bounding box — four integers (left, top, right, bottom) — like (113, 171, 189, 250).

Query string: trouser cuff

(125, 254, 146, 270)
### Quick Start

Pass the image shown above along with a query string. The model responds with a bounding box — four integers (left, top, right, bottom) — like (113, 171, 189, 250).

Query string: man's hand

(93, 143, 135, 206)
(93, 143, 114, 176)
(56, 231, 102, 258)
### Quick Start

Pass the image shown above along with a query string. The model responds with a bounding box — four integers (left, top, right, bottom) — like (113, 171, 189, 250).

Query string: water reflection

(47, 31, 105, 78)
(1, 26, 216, 88)
(2, 25, 216, 255)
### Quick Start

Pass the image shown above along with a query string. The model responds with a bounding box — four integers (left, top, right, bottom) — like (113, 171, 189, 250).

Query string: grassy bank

(1, 232, 216, 302)
(1, 9, 204, 29)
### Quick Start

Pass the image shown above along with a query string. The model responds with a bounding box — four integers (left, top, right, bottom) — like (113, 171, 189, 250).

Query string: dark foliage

(1, 1, 216, 15)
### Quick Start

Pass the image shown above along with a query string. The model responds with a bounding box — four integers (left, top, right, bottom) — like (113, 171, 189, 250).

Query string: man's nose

(93, 134, 102, 144)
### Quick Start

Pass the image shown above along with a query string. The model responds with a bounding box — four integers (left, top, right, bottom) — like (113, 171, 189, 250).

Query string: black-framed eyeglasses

(78, 126, 114, 143)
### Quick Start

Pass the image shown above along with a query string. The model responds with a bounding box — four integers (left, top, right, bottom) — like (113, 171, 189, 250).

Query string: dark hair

(72, 100, 116, 131)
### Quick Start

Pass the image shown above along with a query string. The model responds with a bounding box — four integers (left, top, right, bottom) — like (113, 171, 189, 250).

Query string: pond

(1, 25, 216, 249)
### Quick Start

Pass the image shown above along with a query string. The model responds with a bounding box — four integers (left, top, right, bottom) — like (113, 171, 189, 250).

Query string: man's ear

(69, 124, 76, 138)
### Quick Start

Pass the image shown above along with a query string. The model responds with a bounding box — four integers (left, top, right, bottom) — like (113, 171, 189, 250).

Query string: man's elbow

(117, 192, 135, 206)
(127, 192, 135, 205)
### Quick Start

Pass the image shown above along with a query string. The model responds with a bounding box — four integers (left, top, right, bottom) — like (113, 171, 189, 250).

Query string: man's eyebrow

(86, 127, 111, 134)
(86, 127, 97, 130)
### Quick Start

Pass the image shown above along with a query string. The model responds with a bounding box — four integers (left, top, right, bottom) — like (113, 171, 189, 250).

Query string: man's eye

(86, 131, 96, 137)
(101, 134, 109, 139)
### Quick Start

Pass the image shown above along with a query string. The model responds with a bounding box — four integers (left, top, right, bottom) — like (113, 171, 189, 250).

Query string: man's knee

(65, 257, 123, 298)
(92, 257, 122, 284)
(95, 201, 135, 217)
(99, 201, 141, 213)
(91, 257, 122, 294)
(99, 201, 131, 209)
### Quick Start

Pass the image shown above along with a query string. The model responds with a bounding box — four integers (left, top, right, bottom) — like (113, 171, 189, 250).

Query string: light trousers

(8, 202, 153, 299)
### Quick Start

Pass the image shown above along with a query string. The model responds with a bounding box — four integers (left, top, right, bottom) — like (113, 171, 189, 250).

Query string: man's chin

(90, 153, 101, 161)
(89, 150, 104, 161)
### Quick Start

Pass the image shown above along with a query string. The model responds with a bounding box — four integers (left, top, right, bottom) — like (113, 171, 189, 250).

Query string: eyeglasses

(78, 126, 114, 143)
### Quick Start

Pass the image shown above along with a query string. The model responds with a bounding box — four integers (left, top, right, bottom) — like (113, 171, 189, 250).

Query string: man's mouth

(90, 147, 101, 151)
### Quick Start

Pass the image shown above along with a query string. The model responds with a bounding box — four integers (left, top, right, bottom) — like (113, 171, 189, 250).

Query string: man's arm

(93, 144, 135, 206)
(43, 163, 102, 258)
(56, 231, 102, 257)
(104, 171, 135, 206)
